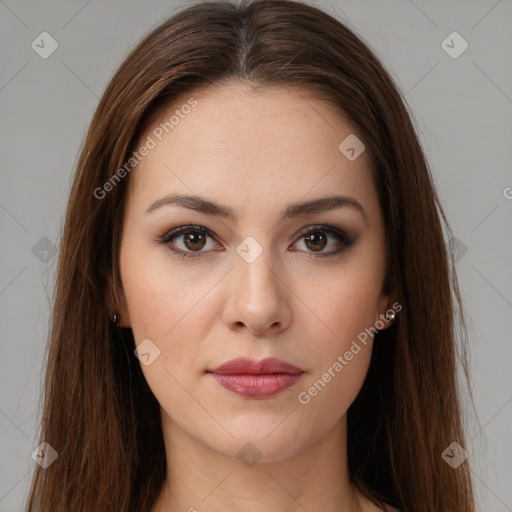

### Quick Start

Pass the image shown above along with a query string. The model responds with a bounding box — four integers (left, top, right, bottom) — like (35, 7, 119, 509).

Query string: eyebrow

(145, 193, 367, 223)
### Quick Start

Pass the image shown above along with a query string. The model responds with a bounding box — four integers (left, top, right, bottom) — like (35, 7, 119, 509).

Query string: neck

(152, 411, 364, 512)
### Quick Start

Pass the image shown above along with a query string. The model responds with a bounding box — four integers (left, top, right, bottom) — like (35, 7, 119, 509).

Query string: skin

(113, 82, 399, 512)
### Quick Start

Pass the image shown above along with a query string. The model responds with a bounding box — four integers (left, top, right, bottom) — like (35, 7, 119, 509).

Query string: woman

(25, 1, 476, 511)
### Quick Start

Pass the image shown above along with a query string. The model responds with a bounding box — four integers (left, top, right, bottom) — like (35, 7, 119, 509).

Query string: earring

(113, 312, 124, 325)
(385, 310, 396, 322)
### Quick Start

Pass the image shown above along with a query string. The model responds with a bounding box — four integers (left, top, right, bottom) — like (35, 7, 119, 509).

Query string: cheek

(120, 241, 213, 339)
(119, 255, 208, 421)
(301, 263, 382, 344)
(294, 263, 381, 407)
(297, 281, 377, 420)
(119, 242, 220, 385)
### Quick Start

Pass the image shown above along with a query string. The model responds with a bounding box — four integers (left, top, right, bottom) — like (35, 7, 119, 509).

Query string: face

(115, 82, 394, 462)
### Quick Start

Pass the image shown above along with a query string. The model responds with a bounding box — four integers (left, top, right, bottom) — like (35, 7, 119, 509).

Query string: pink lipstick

(207, 357, 305, 398)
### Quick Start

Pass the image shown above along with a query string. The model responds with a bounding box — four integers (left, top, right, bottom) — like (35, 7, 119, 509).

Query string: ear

(375, 289, 400, 331)
(105, 270, 131, 328)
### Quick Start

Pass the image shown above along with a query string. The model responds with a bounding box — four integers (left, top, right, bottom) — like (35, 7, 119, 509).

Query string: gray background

(0, 0, 511, 510)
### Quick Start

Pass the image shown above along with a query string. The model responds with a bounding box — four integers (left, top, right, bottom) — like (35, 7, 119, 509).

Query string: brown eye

(160, 225, 220, 259)
(292, 224, 354, 258)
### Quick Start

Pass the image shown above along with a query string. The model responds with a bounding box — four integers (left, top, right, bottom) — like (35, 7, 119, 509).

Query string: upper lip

(208, 357, 304, 375)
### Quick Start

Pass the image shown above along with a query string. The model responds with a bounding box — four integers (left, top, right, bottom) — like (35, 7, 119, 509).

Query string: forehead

(127, 82, 378, 223)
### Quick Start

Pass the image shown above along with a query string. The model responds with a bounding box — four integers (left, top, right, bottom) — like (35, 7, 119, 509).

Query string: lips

(208, 356, 304, 375)
(207, 357, 305, 398)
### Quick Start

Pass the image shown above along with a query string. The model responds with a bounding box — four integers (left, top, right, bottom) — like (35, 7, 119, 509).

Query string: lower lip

(209, 373, 303, 398)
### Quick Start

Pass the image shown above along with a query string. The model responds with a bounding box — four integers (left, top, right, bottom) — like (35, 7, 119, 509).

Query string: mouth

(206, 357, 305, 398)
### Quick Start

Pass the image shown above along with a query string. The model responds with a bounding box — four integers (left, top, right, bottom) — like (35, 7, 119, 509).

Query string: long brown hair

(25, 1, 476, 511)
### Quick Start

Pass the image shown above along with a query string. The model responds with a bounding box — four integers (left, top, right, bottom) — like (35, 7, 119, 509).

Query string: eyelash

(157, 224, 354, 260)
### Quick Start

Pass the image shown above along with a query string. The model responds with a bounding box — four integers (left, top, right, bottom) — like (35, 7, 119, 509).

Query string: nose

(222, 248, 292, 336)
